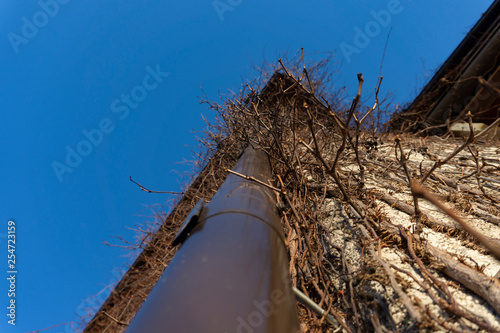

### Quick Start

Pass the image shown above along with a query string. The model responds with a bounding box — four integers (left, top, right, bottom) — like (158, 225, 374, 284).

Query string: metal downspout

(126, 146, 299, 333)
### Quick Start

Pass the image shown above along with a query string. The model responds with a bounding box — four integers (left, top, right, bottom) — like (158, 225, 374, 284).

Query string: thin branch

(420, 112, 475, 184)
(225, 168, 283, 193)
(377, 27, 392, 81)
(27, 322, 75, 333)
(353, 76, 383, 183)
(301, 47, 315, 94)
(102, 311, 129, 326)
(395, 136, 423, 234)
(129, 176, 184, 194)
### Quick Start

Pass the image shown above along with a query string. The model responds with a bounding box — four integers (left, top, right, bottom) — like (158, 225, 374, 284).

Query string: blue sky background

(0, 0, 495, 332)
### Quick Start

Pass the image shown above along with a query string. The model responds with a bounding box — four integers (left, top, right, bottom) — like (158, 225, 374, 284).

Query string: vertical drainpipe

(126, 146, 299, 333)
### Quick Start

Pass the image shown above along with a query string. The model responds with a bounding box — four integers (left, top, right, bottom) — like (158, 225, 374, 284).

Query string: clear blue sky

(0, 1, 494, 332)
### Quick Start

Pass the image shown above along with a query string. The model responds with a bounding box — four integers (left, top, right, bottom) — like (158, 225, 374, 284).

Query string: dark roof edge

(408, 0, 500, 109)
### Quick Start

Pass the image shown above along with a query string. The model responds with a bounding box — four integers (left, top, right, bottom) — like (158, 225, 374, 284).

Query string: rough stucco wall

(322, 135, 500, 332)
